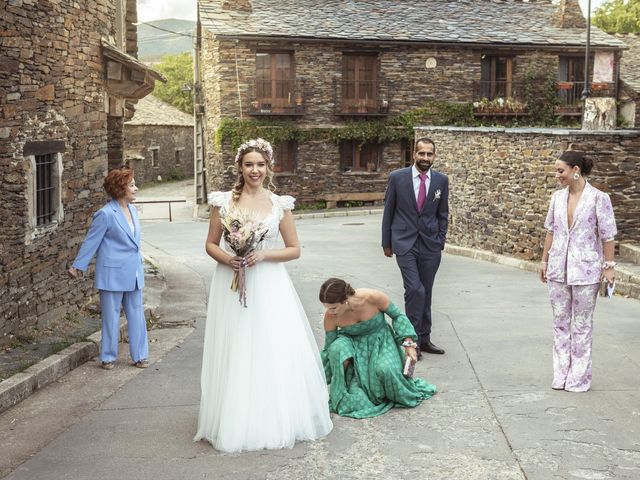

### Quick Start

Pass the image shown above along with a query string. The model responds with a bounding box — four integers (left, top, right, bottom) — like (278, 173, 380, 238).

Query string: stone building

(616, 34, 640, 128)
(414, 126, 640, 259)
(195, 0, 626, 205)
(124, 95, 194, 187)
(0, 0, 164, 342)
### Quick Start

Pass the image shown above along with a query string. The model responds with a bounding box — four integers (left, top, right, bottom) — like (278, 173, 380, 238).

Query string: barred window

(23, 140, 64, 240)
(36, 153, 56, 226)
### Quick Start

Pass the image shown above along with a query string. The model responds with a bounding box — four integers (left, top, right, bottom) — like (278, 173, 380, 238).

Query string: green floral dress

(321, 303, 437, 418)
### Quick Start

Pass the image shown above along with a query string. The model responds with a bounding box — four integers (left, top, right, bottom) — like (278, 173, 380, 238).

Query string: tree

(593, 0, 640, 34)
(152, 52, 194, 114)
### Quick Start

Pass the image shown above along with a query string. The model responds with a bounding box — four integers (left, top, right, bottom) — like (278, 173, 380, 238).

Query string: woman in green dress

(319, 278, 437, 418)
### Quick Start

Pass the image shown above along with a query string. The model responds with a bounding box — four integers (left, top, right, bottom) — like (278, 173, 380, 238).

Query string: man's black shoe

(420, 341, 445, 355)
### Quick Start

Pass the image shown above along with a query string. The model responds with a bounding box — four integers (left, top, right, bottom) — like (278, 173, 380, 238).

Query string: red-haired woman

(68, 167, 149, 370)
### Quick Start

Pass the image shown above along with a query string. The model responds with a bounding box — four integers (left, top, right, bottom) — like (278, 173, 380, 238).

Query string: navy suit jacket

(72, 199, 144, 291)
(381, 167, 449, 256)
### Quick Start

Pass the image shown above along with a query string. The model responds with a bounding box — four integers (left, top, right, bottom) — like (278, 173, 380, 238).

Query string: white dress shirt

(412, 165, 431, 202)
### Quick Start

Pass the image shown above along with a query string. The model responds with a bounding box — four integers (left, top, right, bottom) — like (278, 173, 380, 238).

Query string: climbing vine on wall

(214, 101, 478, 150)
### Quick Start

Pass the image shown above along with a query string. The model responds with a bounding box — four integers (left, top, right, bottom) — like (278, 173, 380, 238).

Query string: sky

(136, 0, 606, 23)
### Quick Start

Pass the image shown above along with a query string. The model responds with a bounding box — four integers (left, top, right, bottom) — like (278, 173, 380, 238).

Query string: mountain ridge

(137, 18, 195, 62)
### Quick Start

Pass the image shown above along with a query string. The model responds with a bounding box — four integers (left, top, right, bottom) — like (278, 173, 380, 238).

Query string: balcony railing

(247, 79, 306, 116)
(335, 79, 389, 115)
(555, 81, 584, 115)
(472, 81, 528, 115)
(473, 81, 526, 103)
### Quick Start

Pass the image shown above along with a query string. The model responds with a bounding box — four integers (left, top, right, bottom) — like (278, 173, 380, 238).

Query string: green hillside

(137, 19, 195, 62)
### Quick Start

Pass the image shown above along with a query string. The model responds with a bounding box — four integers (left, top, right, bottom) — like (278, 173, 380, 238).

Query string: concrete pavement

(2, 213, 639, 480)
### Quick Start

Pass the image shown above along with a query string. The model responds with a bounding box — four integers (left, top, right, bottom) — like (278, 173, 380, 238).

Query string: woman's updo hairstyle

(559, 150, 594, 176)
(319, 278, 355, 304)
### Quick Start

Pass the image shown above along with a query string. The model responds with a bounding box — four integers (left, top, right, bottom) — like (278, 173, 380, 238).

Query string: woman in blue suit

(68, 167, 149, 370)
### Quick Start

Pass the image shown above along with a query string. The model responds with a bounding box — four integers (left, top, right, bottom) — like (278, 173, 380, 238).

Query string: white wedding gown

(194, 191, 333, 453)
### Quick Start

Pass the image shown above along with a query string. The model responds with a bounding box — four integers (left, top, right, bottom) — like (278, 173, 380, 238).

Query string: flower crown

(235, 138, 274, 165)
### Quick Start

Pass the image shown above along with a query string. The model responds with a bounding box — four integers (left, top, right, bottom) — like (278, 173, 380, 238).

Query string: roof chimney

(221, 0, 252, 12)
(552, 0, 587, 28)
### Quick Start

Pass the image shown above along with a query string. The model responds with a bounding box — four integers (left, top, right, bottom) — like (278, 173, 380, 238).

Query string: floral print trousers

(547, 281, 600, 392)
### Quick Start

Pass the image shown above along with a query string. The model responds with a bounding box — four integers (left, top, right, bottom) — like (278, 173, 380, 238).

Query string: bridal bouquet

(220, 208, 269, 307)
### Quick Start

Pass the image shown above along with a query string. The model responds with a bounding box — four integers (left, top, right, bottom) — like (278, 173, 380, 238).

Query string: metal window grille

(36, 153, 56, 225)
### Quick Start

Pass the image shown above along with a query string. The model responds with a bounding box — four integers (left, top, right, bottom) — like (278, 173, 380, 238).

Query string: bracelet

(401, 340, 418, 348)
(602, 261, 616, 269)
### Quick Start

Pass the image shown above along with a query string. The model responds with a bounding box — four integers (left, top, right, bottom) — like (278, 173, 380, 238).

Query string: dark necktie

(417, 173, 427, 211)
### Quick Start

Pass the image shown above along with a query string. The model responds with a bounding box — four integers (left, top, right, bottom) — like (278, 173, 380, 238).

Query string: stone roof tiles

(126, 95, 194, 126)
(199, 0, 627, 49)
(615, 34, 640, 92)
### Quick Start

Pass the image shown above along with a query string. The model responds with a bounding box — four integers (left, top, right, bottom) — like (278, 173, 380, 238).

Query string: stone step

(619, 243, 640, 265)
(614, 259, 640, 300)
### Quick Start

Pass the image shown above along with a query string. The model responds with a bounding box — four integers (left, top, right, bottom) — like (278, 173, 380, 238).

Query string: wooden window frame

(340, 141, 381, 173)
(273, 141, 296, 173)
(341, 53, 379, 112)
(480, 55, 514, 99)
(255, 51, 295, 112)
(150, 147, 159, 168)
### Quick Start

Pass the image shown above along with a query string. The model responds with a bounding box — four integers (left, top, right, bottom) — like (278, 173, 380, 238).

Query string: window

(24, 141, 64, 237)
(150, 147, 159, 167)
(401, 139, 413, 168)
(35, 154, 57, 226)
(175, 149, 181, 165)
(255, 52, 294, 111)
(273, 142, 296, 173)
(558, 57, 585, 106)
(340, 141, 381, 173)
(480, 55, 513, 99)
(342, 53, 378, 112)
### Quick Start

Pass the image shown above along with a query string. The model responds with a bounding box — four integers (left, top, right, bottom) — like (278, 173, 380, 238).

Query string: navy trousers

(395, 237, 442, 344)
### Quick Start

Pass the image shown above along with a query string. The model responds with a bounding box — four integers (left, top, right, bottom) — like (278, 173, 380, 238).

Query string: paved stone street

(1, 209, 639, 480)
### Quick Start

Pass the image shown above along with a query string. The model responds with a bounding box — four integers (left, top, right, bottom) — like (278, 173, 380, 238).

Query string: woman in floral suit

(539, 151, 617, 392)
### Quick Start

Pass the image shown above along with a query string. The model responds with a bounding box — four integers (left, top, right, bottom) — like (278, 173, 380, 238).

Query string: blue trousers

(395, 237, 442, 344)
(99, 289, 149, 363)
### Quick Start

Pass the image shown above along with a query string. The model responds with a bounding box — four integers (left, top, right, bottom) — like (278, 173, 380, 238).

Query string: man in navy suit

(382, 137, 449, 355)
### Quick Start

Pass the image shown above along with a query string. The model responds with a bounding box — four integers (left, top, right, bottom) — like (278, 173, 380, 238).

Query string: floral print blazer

(544, 182, 617, 286)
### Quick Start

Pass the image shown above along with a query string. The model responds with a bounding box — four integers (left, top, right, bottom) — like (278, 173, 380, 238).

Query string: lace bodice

(207, 191, 295, 252)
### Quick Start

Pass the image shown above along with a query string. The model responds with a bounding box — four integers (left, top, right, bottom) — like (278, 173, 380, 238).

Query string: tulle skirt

(194, 261, 333, 453)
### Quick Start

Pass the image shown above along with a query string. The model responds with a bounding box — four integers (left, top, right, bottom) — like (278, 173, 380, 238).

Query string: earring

(573, 172, 580, 181)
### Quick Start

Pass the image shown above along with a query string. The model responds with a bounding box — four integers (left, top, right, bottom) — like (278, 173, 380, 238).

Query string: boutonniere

(433, 189, 441, 202)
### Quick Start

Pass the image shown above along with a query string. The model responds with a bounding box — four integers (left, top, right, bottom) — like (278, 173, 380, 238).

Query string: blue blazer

(72, 199, 144, 291)
(381, 167, 449, 256)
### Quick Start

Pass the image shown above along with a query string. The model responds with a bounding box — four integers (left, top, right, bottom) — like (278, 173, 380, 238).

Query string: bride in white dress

(194, 138, 332, 453)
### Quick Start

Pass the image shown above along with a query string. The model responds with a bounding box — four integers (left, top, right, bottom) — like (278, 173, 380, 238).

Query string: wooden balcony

(334, 79, 390, 116)
(247, 80, 306, 116)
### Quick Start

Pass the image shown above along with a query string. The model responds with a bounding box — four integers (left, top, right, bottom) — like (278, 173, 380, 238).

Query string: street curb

(0, 254, 159, 415)
(444, 244, 538, 272)
(0, 342, 98, 414)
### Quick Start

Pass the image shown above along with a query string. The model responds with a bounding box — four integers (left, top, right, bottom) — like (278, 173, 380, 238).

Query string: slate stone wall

(200, 35, 564, 199)
(125, 124, 194, 187)
(415, 127, 640, 259)
(0, 0, 122, 341)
